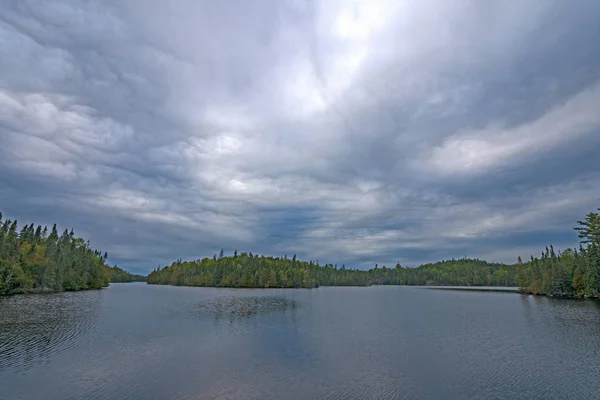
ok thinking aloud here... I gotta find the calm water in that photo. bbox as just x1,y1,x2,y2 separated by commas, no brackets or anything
1,284,600,400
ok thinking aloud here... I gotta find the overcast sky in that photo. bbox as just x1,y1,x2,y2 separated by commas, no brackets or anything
1,0,600,273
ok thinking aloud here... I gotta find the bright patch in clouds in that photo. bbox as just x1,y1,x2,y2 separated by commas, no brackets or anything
334,0,390,41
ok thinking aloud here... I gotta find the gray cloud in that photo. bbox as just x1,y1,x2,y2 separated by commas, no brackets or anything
1,0,600,273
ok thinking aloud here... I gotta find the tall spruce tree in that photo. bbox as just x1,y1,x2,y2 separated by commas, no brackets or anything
574,202,600,245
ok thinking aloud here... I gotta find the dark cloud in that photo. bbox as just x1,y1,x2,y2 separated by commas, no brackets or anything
1,0,599,273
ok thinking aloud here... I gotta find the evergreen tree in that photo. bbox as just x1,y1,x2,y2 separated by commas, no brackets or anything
574,203,600,245
0,212,136,295
34,225,42,242
514,204,600,298
516,256,528,292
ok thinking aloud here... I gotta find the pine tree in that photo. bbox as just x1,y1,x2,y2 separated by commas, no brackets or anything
574,203,600,246
583,246,599,297
516,256,528,291
20,225,29,242
49,224,58,241
34,225,42,242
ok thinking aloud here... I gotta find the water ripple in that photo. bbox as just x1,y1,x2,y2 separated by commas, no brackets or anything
0,291,100,374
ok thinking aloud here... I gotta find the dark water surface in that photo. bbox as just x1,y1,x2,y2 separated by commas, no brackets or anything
1,284,600,400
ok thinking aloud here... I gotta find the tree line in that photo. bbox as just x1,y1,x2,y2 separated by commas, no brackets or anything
148,202,600,295
5,201,598,296
368,259,515,286
516,202,600,298
0,212,140,295
147,248,516,289
105,265,146,283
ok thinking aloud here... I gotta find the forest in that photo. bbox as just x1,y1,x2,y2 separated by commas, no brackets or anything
147,251,320,288
105,265,146,283
148,203,600,296
515,203,600,298
4,202,599,297
0,212,139,295
368,259,515,286
147,249,516,289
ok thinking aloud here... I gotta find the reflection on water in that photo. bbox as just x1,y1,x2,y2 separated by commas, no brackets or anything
0,291,100,374
199,296,297,322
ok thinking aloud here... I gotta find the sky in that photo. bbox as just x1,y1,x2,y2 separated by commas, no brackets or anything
1,0,600,274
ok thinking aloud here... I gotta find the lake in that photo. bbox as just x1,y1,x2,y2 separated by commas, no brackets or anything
1,284,600,400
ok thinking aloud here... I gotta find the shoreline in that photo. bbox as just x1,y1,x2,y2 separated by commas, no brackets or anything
0,282,141,297
423,287,518,293
425,286,600,300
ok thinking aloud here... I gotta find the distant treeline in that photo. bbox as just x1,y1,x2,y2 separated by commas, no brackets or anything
6,201,599,297
148,202,600,296
516,202,600,298
105,265,146,283
147,248,516,289
0,212,141,295
369,258,515,286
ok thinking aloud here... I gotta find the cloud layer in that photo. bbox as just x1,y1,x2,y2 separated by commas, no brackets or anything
1,0,600,273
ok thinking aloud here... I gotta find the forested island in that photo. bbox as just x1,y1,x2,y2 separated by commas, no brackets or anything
147,249,516,289
0,212,142,295
148,203,600,299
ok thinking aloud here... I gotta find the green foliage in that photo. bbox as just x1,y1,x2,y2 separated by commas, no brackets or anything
105,265,146,283
572,268,585,296
148,252,516,289
515,244,600,298
0,212,114,295
516,202,600,298
574,204,600,246
9,201,599,295
368,258,515,286
147,253,320,288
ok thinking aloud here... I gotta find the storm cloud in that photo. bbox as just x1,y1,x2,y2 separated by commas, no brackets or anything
1,0,599,273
